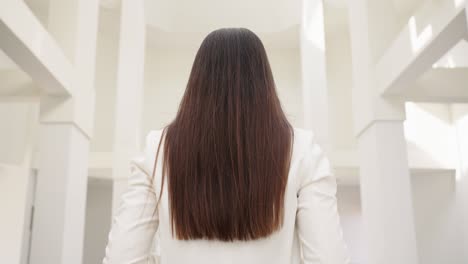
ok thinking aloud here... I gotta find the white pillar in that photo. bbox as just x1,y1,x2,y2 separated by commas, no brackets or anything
348,1,419,263
31,125,90,264
356,122,419,264
452,104,468,260
300,0,329,151
111,0,146,215
30,0,99,263
460,1,468,253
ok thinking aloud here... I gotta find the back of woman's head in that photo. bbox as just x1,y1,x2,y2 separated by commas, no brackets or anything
158,28,294,241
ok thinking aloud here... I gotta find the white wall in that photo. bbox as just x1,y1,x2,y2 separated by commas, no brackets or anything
411,172,466,264
325,26,356,150
90,9,120,153
269,48,303,128
404,102,458,169
83,179,113,264
0,101,38,164
142,47,194,135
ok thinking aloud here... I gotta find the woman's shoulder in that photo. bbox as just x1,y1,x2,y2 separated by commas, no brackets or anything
292,127,314,143
291,127,333,186
145,129,164,146
145,128,168,154
133,129,165,176
291,127,316,157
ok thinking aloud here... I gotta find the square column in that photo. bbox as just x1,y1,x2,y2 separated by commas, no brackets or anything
300,0,329,150
348,0,419,263
30,125,90,264
357,122,419,264
111,0,146,214
30,0,99,263
452,104,468,260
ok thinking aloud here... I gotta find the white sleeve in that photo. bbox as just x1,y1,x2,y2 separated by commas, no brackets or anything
103,132,160,264
295,135,350,264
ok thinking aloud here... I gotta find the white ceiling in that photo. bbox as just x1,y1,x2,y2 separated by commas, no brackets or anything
144,0,302,33
18,0,429,35
1,0,458,63
96,0,301,50
14,0,430,52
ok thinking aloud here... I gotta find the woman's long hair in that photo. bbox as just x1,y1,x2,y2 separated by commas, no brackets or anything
152,28,294,241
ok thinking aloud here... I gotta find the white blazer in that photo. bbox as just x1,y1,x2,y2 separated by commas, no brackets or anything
103,127,350,264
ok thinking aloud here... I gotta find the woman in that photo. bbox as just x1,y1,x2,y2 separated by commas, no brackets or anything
103,28,349,264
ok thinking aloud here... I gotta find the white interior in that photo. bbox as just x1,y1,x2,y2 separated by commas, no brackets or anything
1,0,468,263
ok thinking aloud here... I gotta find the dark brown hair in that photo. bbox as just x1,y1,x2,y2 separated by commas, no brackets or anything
152,28,294,241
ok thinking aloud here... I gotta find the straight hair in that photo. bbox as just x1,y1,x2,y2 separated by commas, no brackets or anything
152,28,294,241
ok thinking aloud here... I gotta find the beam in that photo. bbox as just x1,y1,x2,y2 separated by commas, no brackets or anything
396,68,468,102
375,0,468,95
0,0,73,95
